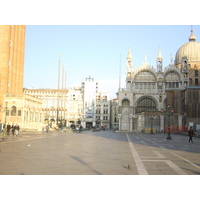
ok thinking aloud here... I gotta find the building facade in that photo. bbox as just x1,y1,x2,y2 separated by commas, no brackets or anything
24,88,68,128
3,93,42,130
24,76,110,129
117,29,200,132
110,98,119,129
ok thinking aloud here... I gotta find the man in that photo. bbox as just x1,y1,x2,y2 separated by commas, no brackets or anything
11,123,15,136
6,123,11,135
188,127,195,143
14,124,20,136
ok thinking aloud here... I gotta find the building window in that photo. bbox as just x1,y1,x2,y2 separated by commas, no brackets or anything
18,110,21,116
11,106,17,116
96,109,100,114
195,70,198,77
195,78,198,86
136,97,157,113
189,78,192,86
103,116,108,120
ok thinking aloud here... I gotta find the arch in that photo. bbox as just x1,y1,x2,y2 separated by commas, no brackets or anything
134,70,157,82
164,70,180,82
135,97,157,113
120,97,131,106
121,99,130,131
122,99,130,106
11,106,17,116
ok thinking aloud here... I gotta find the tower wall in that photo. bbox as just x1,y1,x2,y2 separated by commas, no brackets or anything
0,25,26,118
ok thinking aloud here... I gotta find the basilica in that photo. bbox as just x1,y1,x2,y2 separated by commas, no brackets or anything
117,28,200,132
1,26,200,132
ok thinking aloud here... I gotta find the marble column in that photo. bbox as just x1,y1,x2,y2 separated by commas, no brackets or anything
160,115,164,132
178,115,183,131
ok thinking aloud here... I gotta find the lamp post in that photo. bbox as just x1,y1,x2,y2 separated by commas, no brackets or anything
3,102,8,136
161,104,174,140
5,102,8,125
149,115,156,134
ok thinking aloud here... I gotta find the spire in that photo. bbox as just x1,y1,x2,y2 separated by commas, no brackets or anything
127,47,132,61
157,47,162,61
126,48,133,76
157,47,163,72
189,26,196,42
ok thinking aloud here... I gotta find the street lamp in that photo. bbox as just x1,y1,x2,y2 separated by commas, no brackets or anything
161,104,174,140
149,115,156,134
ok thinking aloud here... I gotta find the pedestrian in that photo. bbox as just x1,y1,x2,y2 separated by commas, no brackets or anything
14,124,20,136
46,124,49,133
188,126,195,143
0,120,2,133
79,125,82,132
11,123,15,136
6,123,11,135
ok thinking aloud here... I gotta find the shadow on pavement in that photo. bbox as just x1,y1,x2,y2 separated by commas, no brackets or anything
70,155,102,175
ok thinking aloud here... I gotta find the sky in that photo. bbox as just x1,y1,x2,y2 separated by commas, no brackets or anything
24,25,200,99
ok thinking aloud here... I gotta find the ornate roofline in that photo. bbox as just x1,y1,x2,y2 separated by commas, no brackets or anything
132,63,157,80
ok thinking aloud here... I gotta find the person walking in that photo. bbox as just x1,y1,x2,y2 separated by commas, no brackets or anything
11,123,15,136
188,126,195,143
14,124,20,136
0,120,2,133
46,124,49,133
6,123,11,135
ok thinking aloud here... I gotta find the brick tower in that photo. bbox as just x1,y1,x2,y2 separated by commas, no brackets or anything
0,25,26,119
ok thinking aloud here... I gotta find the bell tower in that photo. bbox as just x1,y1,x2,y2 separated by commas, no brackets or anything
0,25,26,116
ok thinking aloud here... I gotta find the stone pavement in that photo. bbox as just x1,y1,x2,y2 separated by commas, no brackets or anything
0,130,200,175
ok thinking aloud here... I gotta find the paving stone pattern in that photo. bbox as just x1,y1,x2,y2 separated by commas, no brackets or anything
0,130,200,175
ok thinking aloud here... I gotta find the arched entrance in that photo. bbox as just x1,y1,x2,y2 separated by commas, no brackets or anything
136,97,157,113
121,99,130,131
135,97,157,131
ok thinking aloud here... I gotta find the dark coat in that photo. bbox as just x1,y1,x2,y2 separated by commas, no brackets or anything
188,129,195,137
7,124,11,131
14,125,20,131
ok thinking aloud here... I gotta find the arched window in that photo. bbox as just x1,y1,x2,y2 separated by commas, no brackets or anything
136,97,157,113
11,106,17,116
195,70,198,77
122,99,130,106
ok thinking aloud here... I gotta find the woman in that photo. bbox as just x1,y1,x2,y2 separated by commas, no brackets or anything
14,124,20,136
188,127,195,143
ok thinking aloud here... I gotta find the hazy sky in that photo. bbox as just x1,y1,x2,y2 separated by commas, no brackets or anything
24,25,200,99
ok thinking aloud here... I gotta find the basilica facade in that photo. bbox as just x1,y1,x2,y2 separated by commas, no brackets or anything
118,29,200,132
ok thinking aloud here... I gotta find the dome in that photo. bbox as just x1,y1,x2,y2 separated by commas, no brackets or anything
175,29,200,65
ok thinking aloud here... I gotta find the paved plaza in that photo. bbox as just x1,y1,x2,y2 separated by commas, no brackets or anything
0,129,200,175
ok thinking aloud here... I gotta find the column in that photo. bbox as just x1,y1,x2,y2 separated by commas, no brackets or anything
118,114,122,130
160,115,164,132
129,114,133,132
178,115,183,131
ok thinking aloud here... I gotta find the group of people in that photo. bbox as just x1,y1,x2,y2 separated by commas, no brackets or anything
70,124,83,133
5,123,20,136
